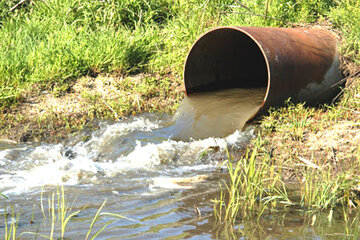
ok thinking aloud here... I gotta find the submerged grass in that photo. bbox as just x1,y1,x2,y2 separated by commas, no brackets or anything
2,185,134,240
4,205,18,240
213,145,291,223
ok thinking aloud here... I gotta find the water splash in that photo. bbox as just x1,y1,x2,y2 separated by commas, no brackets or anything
0,118,255,194
0,88,265,194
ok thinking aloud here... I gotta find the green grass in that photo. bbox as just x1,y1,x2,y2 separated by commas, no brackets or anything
1,0,359,108
2,185,135,240
0,0,179,106
0,0,360,234
4,205,18,240
328,0,360,64
213,143,292,223
215,73,360,222
0,0,359,143
214,127,359,225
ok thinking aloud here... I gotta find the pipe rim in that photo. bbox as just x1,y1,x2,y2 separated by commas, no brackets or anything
183,26,271,120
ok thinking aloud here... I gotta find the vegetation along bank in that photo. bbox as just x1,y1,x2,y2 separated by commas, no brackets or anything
0,0,360,230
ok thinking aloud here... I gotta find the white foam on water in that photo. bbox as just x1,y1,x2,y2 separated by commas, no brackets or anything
0,121,254,195
0,87,262,195
0,150,10,166
108,129,254,171
0,117,163,194
149,173,214,191
72,117,163,159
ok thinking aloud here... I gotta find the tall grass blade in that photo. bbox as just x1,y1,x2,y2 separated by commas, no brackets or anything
90,220,114,240
100,212,138,223
85,199,107,240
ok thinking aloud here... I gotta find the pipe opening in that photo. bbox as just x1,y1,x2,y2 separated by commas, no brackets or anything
184,28,269,95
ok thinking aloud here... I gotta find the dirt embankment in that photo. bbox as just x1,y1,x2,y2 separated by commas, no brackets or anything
0,73,184,144
252,58,360,182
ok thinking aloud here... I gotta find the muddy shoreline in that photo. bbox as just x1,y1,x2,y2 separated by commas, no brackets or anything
0,73,183,144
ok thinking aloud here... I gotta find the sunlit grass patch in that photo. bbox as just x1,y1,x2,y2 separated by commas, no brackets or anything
1,0,356,107
328,0,360,65
300,169,354,210
0,0,182,106
213,145,292,223
1,0,360,144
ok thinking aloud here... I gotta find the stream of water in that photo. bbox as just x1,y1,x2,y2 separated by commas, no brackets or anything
0,88,353,239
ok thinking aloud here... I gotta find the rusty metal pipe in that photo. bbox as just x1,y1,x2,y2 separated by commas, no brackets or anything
184,27,343,118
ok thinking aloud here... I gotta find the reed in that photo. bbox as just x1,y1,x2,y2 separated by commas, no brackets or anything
300,169,353,210
4,205,18,240
2,185,134,239
213,145,291,223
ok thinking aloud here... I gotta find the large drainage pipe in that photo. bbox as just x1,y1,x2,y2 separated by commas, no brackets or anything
184,27,343,119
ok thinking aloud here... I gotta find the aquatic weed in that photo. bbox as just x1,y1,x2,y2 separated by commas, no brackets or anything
213,146,290,223
1,185,136,239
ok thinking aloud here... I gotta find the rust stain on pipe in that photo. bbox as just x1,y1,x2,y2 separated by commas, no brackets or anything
184,27,343,119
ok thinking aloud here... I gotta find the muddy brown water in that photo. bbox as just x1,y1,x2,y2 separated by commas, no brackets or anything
0,88,354,239
170,88,265,140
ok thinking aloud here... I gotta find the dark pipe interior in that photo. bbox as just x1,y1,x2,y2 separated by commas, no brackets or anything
184,28,268,94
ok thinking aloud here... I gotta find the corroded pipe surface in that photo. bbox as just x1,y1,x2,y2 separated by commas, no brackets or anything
184,27,343,118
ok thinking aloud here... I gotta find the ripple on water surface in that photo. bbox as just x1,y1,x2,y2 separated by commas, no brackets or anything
0,88,268,239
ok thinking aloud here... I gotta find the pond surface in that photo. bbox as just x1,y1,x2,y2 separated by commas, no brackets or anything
0,88,355,239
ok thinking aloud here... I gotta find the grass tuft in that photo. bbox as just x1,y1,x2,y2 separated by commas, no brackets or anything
3,185,135,239
213,145,291,223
